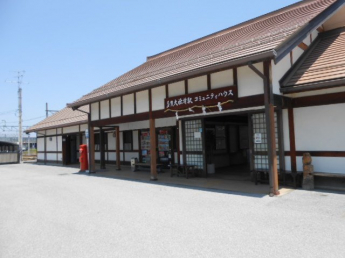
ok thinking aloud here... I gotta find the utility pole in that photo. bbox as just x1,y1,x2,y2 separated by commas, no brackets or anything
45,103,58,118
5,71,27,162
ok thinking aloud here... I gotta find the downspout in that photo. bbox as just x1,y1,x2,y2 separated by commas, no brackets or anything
248,61,280,196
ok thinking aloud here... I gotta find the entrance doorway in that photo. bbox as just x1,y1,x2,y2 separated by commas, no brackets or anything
204,114,251,180
62,134,80,165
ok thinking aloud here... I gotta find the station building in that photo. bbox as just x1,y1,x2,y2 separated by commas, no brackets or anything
26,0,345,195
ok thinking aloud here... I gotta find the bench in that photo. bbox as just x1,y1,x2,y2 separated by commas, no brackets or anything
133,162,164,173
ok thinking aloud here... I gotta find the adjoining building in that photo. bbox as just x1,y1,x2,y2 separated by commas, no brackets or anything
27,0,345,194
0,141,19,164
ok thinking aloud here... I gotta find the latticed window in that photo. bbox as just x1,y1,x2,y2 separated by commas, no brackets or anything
184,120,204,169
252,113,279,171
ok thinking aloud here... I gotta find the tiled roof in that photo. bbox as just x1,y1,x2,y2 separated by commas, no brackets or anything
25,106,88,133
69,0,338,108
281,27,345,92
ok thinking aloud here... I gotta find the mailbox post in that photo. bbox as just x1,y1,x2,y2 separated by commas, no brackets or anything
79,144,88,171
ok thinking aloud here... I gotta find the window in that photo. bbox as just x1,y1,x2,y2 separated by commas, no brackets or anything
123,131,132,151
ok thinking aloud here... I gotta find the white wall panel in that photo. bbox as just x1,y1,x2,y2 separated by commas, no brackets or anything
133,130,139,150
58,153,62,162
57,136,62,151
296,156,345,174
91,102,99,121
37,138,44,151
294,103,345,151
152,86,166,111
108,132,116,150
168,81,185,97
119,120,149,131
238,63,264,97
37,153,44,160
108,152,116,161
156,117,176,127
188,75,207,93
46,137,57,151
311,29,318,42
120,132,123,149
136,90,149,113
46,129,56,136
125,152,139,162
47,153,57,161
211,69,233,89
111,97,121,117
292,46,304,64
63,125,79,134
38,130,45,135
80,124,88,132
285,156,291,171
123,94,134,115
272,54,291,95
100,100,110,119
57,128,62,134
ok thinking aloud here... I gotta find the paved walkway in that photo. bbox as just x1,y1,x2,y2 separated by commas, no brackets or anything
1,163,345,258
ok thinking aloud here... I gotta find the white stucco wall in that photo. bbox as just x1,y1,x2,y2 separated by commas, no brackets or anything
124,152,139,162
188,75,207,93
237,63,264,97
287,86,345,98
91,102,99,121
80,124,88,132
37,153,44,160
46,136,57,151
272,54,291,95
47,153,57,161
63,125,79,134
136,90,149,113
108,132,116,150
119,120,149,131
100,100,110,119
156,117,176,128
111,97,121,117
211,69,233,89
168,81,185,97
294,103,345,174
123,94,134,116
37,138,44,151
46,129,56,136
57,136,62,151
292,45,304,64
152,86,166,111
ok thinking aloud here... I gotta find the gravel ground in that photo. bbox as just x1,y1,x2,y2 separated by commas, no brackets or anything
1,163,345,258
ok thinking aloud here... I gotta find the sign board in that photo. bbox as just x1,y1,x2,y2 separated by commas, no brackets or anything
164,85,237,110
254,133,262,143
85,129,89,139
194,132,201,139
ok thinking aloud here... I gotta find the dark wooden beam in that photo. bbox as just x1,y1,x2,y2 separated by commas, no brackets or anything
116,126,121,170
288,108,297,172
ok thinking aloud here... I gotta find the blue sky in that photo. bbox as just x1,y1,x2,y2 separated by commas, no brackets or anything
0,0,299,136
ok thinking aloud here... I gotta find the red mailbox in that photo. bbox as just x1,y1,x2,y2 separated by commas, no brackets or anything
79,144,88,171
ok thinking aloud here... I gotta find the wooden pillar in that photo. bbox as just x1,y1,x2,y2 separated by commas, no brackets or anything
116,127,121,170
100,127,106,169
150,118,157,180
288,107,297,172
248,61,279,196
89,126,96,172
263,61,279,196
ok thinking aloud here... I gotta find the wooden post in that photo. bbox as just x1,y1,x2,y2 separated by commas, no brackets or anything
100,127,106,169
248,61,279,196
288,107,297,172
150,118,157,180
116,126,121,170
89,126,96,172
